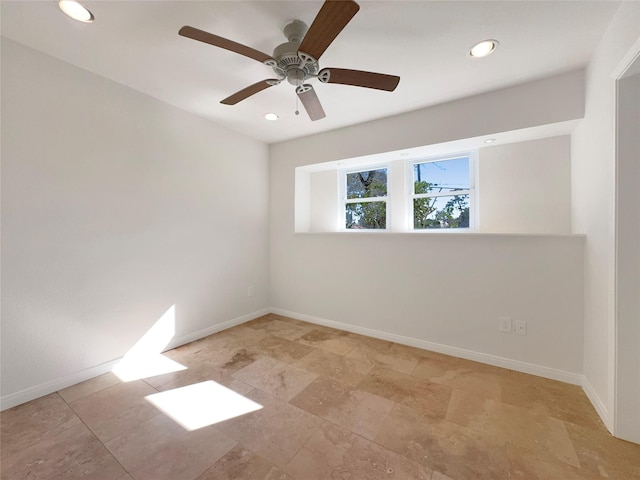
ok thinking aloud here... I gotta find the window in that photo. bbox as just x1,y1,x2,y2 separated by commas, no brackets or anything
343,168,388,229
411,156,472,229
296,150,477,233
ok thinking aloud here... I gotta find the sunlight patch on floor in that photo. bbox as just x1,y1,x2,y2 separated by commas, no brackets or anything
145,381,263,431
112,353,187,382
112,305,187,382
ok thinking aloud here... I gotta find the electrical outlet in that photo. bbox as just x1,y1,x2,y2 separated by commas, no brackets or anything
499,316,512,333
247,286,254,297
515,320,527,336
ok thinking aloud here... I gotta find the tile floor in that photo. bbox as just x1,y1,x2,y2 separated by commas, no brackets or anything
1,314,639,480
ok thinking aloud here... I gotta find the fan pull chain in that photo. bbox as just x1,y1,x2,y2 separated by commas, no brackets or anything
295,95,299,116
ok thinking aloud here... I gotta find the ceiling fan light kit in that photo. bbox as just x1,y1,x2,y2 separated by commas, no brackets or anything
178,0,400,121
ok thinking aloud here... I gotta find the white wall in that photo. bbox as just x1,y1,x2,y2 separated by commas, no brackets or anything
614,69,640,442
478,136,571,234
271,72,586,381
310,170,338,232
273,69,584,168
271,233,584,378
0,40,270,407
571,1,640,432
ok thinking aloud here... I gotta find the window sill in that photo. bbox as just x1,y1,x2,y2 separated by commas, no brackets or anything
296,230,585,239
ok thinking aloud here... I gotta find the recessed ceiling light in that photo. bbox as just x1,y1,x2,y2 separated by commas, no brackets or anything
59,0,94,23
484,138,496,144
264,113,279,121
469,39,499,58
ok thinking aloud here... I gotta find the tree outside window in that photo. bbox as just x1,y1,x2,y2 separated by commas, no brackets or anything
412,157,471,229
344,168,387,229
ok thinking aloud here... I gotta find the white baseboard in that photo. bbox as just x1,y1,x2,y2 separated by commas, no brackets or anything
273,308,617,431
0,358,123,413
0,308,270,411
164,308,270,351
2,305,606,425
582,375,612,431
270,308,584,385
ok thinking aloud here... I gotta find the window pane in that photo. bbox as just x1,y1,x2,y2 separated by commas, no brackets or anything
413,157,469,195
414,194,470,229
346,169,387,199
346,202,386,229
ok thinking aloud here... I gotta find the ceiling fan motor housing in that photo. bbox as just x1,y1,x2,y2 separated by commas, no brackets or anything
272,20,319,85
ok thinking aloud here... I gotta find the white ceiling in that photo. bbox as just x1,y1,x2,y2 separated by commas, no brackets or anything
1,1,620,144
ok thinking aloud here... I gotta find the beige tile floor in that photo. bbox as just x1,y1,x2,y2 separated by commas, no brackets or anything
2,314,639,480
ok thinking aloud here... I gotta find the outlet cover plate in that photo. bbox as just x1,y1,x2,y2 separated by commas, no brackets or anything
515,320,527,335
499,316,512,333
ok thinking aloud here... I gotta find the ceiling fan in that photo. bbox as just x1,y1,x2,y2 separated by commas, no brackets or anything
178,0,400,121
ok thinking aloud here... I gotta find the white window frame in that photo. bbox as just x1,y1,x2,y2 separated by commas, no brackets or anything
407,152,476,231
339,165,390,231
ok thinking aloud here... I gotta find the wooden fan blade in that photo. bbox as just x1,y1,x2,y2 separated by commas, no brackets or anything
179,26,274,64
298,0,360,61
221,80,277,105
297,86,326,121
320,68,400,91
